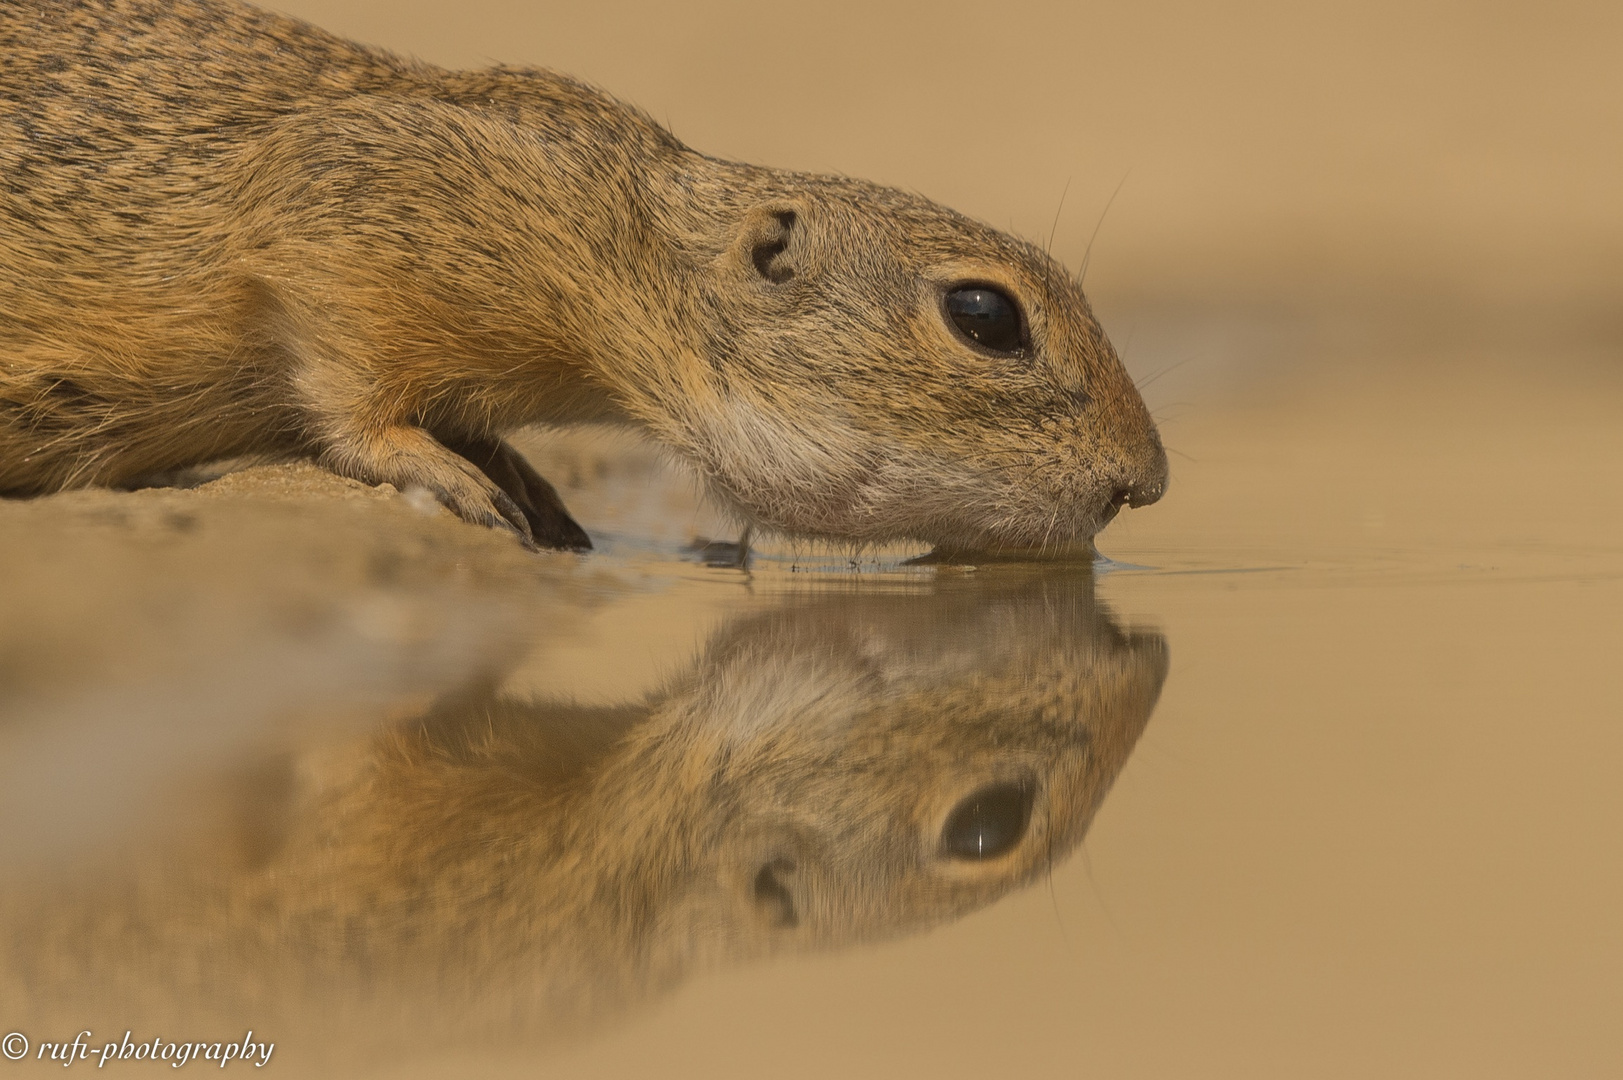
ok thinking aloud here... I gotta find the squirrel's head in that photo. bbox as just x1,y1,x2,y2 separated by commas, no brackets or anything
658,170,1168,554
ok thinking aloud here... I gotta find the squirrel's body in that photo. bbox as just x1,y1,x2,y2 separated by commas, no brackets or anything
2,0,1166,551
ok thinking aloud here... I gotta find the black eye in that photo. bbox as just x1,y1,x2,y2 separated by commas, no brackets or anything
943,286,1026,355
941,782,1034,860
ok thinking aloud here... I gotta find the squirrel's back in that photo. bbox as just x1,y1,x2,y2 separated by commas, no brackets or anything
0,2,406,486
0,0,676,494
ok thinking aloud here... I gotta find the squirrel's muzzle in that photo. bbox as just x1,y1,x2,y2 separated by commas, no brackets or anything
1109,437,1170,511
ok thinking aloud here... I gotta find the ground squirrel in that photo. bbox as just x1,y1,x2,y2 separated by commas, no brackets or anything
0,0,1168,551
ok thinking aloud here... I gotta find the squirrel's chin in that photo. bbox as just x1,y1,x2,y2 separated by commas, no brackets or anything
903,539,1101,566
707,467,1120,556
909,502,1122,560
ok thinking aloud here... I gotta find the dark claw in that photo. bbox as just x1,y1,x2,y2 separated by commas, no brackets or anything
488,487,541,552
506,454,592,551
442,434,593,552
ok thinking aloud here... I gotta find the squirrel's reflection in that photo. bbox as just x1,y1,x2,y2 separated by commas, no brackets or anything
11,574,1167,1056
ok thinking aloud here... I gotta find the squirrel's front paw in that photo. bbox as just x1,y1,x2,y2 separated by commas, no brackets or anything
319,425,542,550
426,472,541,551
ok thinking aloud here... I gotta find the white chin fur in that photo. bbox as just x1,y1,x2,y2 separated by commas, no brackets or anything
686,399,1107,551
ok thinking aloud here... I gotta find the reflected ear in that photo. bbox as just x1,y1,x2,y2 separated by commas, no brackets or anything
736,204,800,284
731,823,817,932
752,856,800,928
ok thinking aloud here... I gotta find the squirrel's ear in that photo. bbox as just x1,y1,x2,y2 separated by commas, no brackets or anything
734,204,801,285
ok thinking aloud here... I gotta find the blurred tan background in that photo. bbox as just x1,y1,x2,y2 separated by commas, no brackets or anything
274,0,1621,344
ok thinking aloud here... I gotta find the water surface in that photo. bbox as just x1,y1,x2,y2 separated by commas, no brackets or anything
1,329,1619,1078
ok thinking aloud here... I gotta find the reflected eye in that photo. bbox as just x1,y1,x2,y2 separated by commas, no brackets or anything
943,285,1026,355
941,782,1034,860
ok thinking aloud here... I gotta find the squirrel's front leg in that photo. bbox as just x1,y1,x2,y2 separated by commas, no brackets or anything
228,105,599,551
291,354,590,550
273,308,577,550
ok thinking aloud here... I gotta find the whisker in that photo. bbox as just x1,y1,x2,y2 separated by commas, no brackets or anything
1078,170,1131,287
1047,179,1070,261
1134,356,1198,393
1043,177,1072,298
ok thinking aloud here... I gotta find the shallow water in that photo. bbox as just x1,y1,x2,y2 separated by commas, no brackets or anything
0,326,1619,1078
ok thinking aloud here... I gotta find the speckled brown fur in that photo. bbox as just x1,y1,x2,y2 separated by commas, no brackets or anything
1,0,1167,551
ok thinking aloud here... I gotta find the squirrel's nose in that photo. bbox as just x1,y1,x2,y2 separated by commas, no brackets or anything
1111,477,1165,509
1109,443,1169,509
1110,484,1156,510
